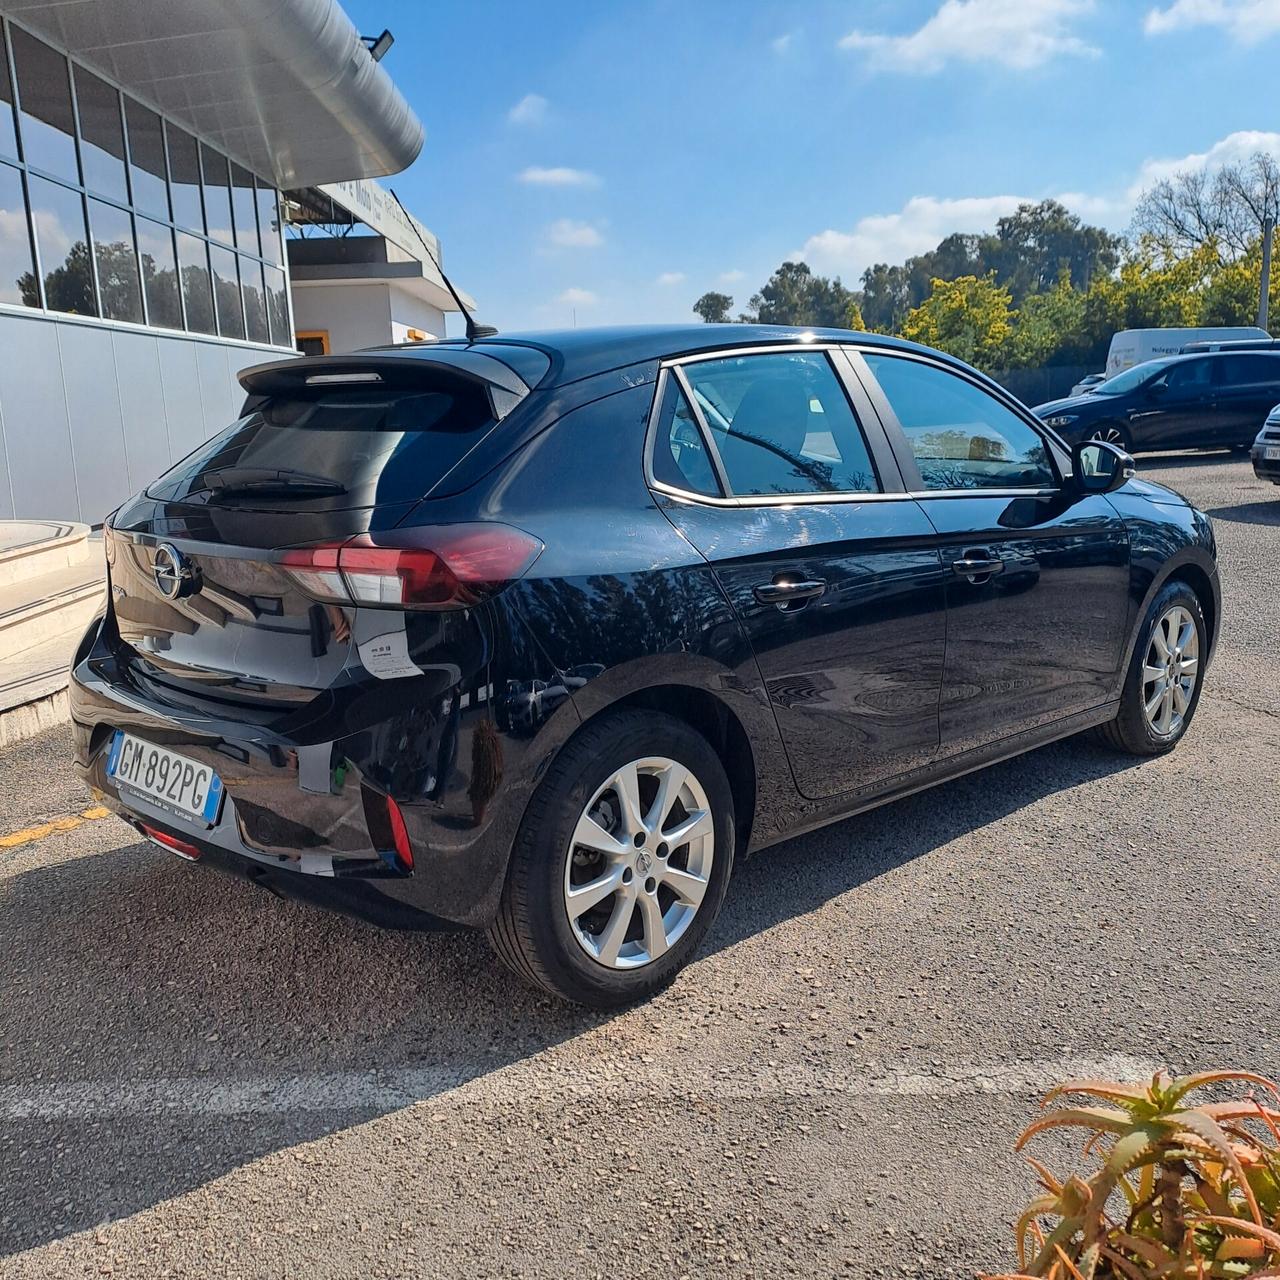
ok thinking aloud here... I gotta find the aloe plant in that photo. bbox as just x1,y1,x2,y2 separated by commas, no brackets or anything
987,1069,1280,1279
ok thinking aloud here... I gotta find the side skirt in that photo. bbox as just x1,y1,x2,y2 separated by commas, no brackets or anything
749,700,1120,854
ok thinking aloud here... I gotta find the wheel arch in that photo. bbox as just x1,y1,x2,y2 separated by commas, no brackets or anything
1120,547,1220,674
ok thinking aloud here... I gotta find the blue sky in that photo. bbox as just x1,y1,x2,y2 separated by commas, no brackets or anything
342,0,1280,334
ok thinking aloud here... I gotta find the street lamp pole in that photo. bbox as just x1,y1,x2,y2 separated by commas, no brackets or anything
1260,216,1275,332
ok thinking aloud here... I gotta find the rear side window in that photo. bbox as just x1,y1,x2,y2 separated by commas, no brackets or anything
146,384,496,507
864,353,1055,492
680,352,880,497
1219,354,1280,385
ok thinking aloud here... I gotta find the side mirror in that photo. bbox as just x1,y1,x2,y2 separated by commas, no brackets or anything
1072,439,1135,495
1075,442,1136,496
1147,379,1168,397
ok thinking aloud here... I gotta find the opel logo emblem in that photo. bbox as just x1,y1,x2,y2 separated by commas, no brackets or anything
635,849,653,876
153,543,193,600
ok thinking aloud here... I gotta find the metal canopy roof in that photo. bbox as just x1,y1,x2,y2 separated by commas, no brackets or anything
0,0,425,187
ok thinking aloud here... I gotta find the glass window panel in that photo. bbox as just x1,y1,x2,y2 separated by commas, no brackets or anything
0,24,17,160
209,242,243,338
264,264,289,344
0,161,37,306
89,198,141,323
176,230,214,333
137,217,181,329
230,163,259,255
123,97,168,219
682,352,881,496
167,126,203,232
28,175,94,314
256,182,281,265
200,143,233,246
864,353,1056,491
650,378,720,496
10,28,78,181
73,66,127,201
241,257,268,343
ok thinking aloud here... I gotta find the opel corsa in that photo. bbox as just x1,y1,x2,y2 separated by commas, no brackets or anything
70,326,1220,1007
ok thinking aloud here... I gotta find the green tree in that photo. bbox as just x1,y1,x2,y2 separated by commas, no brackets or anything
745,260,861,327
983,199,1122,301
1006,272,1088,368
692,291,733,324
901,274,1014,371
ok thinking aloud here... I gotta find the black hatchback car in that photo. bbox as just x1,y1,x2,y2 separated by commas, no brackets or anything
1034,349,1280,453
70,326,1220,1007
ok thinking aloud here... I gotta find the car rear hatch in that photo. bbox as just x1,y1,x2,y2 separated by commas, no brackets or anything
104,349,543,719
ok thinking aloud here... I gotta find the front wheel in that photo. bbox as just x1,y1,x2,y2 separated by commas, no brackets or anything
1094,579,1206,756
487,710,734,1008
1088,422,1132,453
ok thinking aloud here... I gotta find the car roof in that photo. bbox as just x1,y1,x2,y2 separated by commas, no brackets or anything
362,324,954,386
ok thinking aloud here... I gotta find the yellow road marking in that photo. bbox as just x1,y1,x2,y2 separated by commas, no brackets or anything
0,805,112,850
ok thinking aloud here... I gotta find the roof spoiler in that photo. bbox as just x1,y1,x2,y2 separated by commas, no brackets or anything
238,351,534,420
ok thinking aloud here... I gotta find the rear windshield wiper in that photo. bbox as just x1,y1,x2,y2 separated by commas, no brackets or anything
200,468,348,501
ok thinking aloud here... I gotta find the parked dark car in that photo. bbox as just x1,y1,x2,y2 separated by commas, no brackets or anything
70,325,1220,1007
1252,403,1280,484
1034,350,1280,453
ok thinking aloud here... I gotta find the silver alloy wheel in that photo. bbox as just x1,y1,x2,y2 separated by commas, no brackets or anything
1142,605,1200,737
1090,425,1125,446
563,756,714,970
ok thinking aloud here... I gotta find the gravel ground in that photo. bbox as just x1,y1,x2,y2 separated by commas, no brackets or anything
1,453,1278,1279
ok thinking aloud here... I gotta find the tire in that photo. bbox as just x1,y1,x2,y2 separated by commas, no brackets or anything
487,710,735,1008
1088,422,1132,453
1093,579,1207,756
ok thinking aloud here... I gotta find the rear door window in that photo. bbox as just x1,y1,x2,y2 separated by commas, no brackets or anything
147,383,497,508
1219,353,1280,386
680,351,880,497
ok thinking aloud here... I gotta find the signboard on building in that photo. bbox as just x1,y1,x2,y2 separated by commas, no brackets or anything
318,178,441,266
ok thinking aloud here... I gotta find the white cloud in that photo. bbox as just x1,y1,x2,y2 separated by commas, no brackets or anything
839,0,1098,73
771,32,794,53
507,93,549,125
1145,0,1280,41
794,129,1280,280
719,268,745,283
545,218,604,249
656,271,685,286
518,166,601,188
558,287,598,306
1124,129,1280,196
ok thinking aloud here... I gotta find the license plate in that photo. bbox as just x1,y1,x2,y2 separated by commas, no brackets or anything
1265,445,1280,460
107,731,224,826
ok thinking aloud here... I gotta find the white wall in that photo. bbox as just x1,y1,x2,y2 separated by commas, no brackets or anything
0,308,292,524
290,281,447,352
290,284,392,355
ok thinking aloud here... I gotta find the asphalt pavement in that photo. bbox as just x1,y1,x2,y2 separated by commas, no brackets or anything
1,452,1277,1279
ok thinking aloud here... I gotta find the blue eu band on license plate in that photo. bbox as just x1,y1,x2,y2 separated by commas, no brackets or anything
107,730,224,825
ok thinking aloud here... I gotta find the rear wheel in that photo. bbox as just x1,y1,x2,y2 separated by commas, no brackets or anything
487,710,734,1008
1094,579,1206,756
1089,422,1132,452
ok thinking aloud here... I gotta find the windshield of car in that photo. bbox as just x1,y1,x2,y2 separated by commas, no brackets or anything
1092,360,1172,395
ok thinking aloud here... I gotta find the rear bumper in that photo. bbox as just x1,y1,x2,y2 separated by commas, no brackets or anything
69,603,582,929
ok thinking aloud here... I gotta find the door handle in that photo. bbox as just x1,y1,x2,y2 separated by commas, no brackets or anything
952,554,1005,584
753,577,827,608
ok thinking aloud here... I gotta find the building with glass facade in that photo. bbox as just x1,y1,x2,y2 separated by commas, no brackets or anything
0,0,425,523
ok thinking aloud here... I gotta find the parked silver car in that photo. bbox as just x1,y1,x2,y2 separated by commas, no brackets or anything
1251,404,1280,484
1070,372,1107,396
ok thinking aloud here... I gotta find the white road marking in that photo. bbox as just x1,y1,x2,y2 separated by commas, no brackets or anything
0,1054,1162,1121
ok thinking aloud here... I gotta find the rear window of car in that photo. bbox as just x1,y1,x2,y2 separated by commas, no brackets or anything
146,382,497,508
1219,353,1280,385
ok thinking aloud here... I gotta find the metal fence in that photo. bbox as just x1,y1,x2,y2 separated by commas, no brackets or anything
988,365,1096,407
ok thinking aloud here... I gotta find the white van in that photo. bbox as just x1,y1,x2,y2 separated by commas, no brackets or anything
1104,326,1271,377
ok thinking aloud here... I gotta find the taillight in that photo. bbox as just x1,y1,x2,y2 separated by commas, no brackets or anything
386,794,413,872
279,523,543,610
